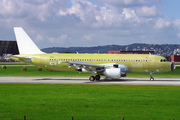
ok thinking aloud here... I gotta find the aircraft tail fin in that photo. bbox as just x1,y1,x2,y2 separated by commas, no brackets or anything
14,27,44,54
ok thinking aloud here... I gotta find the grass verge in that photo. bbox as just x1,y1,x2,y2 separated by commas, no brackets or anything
0,84,180,120
0,66,180,77
0,66,91,77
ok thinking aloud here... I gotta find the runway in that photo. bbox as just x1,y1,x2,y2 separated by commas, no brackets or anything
0,77,180,85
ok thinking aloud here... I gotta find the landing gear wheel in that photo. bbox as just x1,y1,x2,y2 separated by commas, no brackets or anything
150,72,154,81
150,77,154,81
89,76,95,81
95,75,101,81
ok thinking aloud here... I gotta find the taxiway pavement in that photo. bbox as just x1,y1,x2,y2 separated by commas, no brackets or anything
0,77,180,85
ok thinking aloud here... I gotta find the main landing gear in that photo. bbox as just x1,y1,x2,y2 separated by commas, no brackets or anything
150,72,154,81
89,75,101,81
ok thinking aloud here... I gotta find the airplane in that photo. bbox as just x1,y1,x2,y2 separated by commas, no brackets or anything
11,27,176,81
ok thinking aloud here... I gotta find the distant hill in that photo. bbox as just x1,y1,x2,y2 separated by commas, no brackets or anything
41,43,180,55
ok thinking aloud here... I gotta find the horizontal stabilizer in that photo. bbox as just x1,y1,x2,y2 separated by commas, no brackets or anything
11,55,32,62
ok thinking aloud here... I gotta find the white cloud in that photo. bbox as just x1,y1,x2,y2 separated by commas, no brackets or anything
122,8,137,20
58,0,115,27
35,34,43,42
49,34,68,44
82,34,94,41
154,18,171,29
0,0,66,21
0,0,25,18
0,0,180,47
177,32,180,37
173,19,180,29
136,6,161,18
98,0,150,7
59,34,68,41
49,37,56,43
58,0,96,22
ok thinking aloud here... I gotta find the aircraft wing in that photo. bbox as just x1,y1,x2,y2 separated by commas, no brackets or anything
61,61,105,72
60,61,127,73
68,61,105,68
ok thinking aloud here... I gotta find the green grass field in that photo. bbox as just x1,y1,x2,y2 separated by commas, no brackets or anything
0,84,180,120
0,66,92,77
0,65,180,78
0,63,180,120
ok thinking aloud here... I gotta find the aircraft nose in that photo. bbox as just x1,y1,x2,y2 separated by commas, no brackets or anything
171,62,176,72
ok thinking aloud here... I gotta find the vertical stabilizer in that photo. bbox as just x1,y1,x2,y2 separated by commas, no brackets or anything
14,27,44,54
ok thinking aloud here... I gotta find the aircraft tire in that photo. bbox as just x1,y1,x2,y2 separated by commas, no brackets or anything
89,76,95,81
95,75,100,80
150,77,154,81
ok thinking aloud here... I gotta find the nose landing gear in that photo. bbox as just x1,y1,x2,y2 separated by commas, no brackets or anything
150,77,154,81
150,72,154,81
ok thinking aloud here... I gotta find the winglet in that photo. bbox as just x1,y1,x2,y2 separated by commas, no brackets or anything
14,27,44,54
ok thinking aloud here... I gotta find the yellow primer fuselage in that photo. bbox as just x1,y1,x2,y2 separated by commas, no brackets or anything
12,53,172,73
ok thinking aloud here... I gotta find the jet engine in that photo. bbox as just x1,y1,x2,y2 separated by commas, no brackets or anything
103,68,121,78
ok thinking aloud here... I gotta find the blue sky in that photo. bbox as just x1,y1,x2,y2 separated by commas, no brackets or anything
0,0,180,48
157,0,180,19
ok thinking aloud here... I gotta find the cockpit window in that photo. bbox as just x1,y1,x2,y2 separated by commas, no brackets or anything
160,59,166,62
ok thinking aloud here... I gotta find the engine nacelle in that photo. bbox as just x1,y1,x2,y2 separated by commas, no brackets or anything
103,68,121,78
